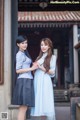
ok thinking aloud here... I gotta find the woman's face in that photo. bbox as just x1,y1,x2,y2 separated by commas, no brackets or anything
40,41,50,53
17,40,28,51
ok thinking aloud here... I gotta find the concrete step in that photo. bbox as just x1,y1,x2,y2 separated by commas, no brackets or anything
54,89,69,102
55,106,70,120
8,103,70,120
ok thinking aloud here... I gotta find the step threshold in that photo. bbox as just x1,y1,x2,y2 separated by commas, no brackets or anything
8,102,70,110
55,102,70,106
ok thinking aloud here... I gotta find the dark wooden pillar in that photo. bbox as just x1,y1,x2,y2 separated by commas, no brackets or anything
69,28,74,83
60,36,65,87
78,50,80,83
57,46,61,88
0,0,4,84
11,0,18,98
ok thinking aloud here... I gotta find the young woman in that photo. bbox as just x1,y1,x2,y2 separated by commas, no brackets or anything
31,38,56,120
12,35,37,120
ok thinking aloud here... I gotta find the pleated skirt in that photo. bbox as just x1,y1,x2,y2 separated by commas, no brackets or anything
12,78,35,107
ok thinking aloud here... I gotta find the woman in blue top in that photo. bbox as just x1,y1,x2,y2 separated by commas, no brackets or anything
12,35,36,120
31,38,56,120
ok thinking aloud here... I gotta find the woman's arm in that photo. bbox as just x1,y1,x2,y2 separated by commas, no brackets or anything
47,69,54,75
38,55,56,76
35,62,46,72
16,53,38,74
38,65,54,75
16,66,37,74
49,55,57,77
38,65,46,72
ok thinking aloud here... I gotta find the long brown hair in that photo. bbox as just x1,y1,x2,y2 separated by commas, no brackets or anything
36,38,53,72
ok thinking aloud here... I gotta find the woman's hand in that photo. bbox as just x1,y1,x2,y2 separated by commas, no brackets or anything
33,62,42,69
37,63,41,69
31,62,38,70
37,63,46,72
33,62,38,66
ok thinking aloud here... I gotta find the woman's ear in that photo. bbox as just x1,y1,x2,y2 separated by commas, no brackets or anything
17,43,19,47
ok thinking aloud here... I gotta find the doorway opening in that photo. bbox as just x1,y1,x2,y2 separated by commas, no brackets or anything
11,0,75,102
18,26,70,89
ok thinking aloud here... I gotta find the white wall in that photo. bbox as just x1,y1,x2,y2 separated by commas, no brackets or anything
0,0,11,114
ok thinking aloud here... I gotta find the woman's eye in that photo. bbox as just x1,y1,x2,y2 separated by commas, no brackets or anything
22,42,27,44
24,41,28,44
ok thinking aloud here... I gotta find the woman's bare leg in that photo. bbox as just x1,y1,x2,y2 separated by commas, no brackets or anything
18,106,27,120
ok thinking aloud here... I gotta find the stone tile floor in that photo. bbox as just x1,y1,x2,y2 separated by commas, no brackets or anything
27,106,70,120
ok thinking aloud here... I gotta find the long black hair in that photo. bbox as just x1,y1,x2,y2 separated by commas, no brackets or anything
14,35,32,82
16,35,31,58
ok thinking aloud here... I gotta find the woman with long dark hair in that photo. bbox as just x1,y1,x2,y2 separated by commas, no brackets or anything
31,38,56,120
12,35,37,120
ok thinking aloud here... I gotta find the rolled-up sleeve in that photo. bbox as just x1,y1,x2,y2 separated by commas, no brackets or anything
49,55,57,78
16,54,24,70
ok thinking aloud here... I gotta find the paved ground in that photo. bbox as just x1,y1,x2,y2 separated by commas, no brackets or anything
27,106,70,120
55,106,70,120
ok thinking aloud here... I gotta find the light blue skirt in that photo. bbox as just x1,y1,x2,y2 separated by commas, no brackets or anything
31,70,56,120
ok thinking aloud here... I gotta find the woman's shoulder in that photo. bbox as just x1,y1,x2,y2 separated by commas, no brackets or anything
50,55,57,66
16,51,25,59
50,55,57,63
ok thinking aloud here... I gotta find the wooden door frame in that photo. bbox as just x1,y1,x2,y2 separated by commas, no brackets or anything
0,0,4,84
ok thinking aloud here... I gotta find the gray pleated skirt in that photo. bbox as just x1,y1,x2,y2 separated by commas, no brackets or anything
12,78,35,107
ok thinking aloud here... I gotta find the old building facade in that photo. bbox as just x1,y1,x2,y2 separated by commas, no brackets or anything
0,0,80,119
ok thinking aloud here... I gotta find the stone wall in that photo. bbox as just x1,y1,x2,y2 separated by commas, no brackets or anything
0,0,11,119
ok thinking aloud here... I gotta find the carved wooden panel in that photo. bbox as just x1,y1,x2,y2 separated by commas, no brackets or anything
0,0,4,84
71,97,80,120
